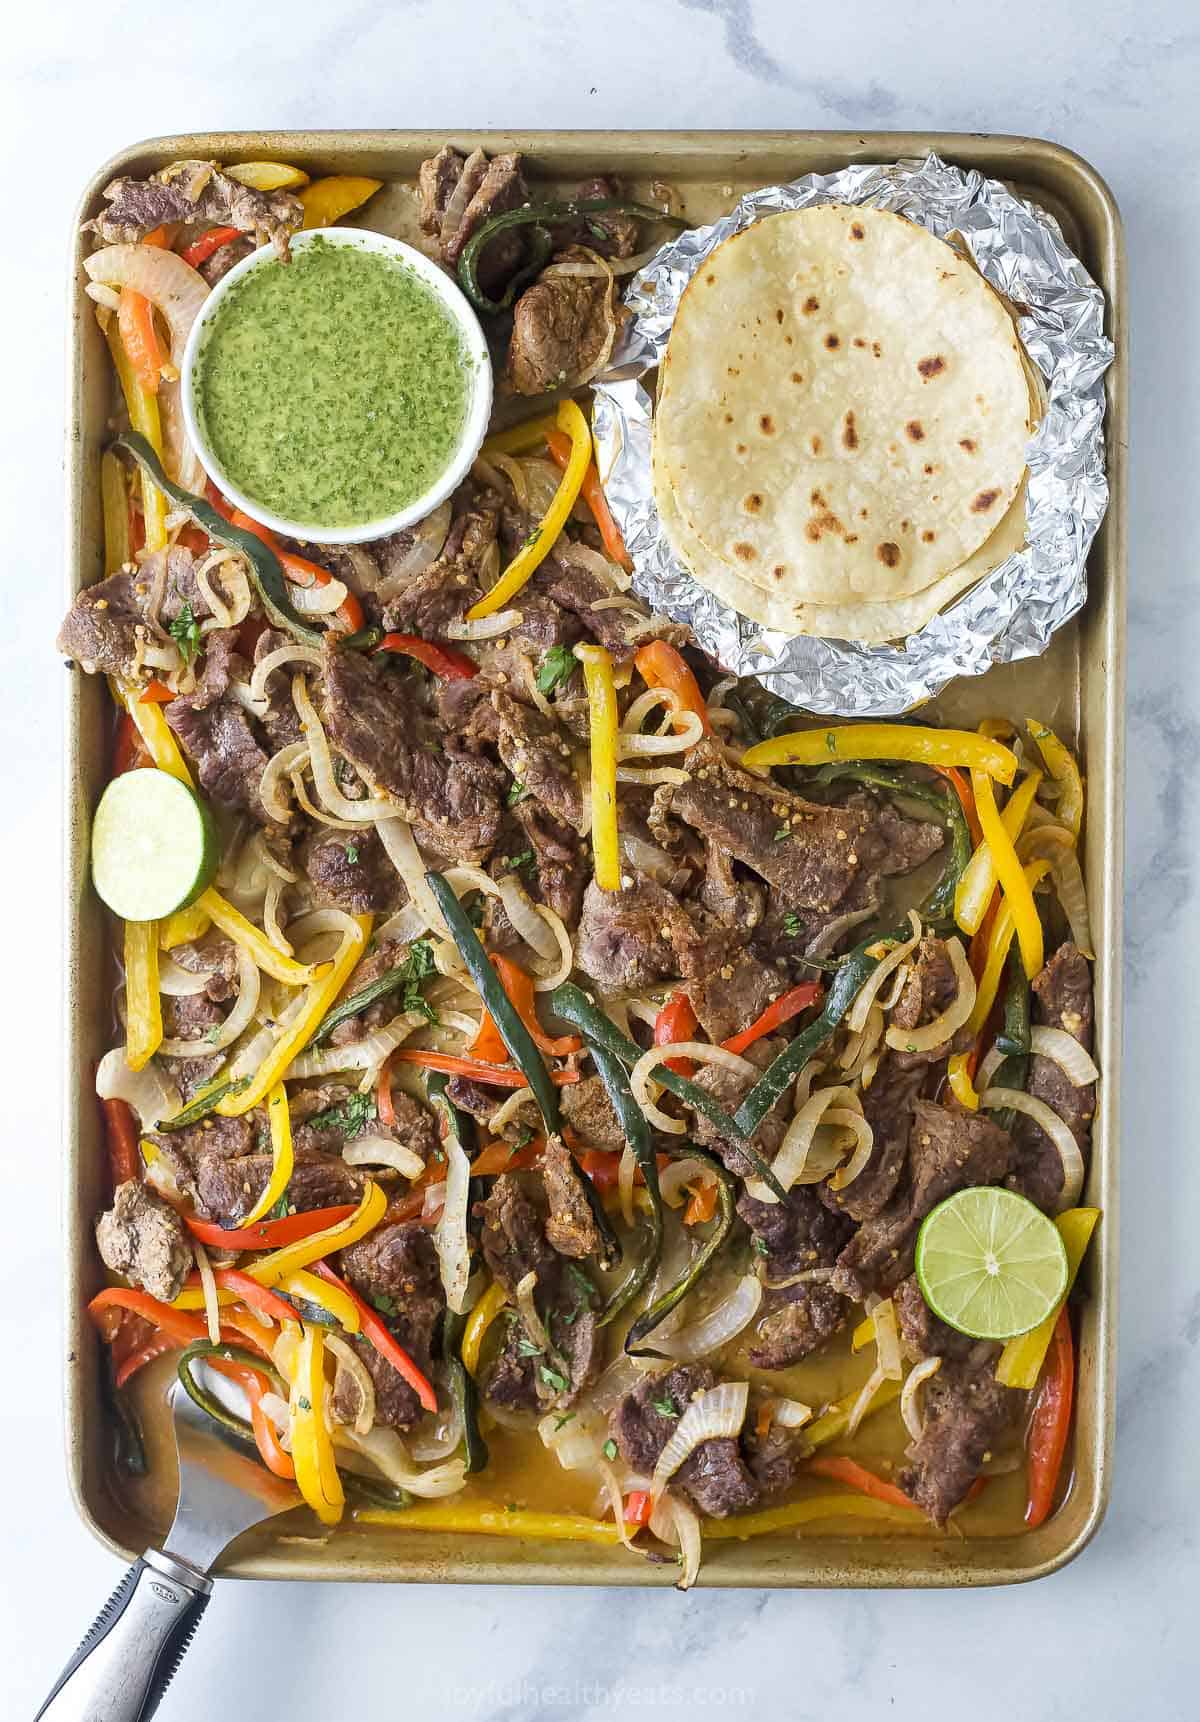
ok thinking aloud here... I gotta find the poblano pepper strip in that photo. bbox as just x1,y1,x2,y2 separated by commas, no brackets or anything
808,762,970,924
428,875,620,1265
112,431,322,645
624,1146,736,1356
176,1341,285,1445
457,199,685,314
587,1041,663,1328
992,945,1032,1132
156,1076,251,1133
442,1307,489,1475
548,983,787,1202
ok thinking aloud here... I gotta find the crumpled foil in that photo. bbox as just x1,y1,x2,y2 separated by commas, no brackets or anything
592,153,1113,717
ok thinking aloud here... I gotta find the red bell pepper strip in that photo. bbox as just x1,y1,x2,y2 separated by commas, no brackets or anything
138,678,175,704
236,614,269,660
934,765,983,848
722,982,824,1057
468,955,582,1061
87,1288,272,1357
184,1205,357,1252
313,1261,438,1413
633,639,713,734
1025,1306,1075,1528
112,712,149,776
544,428,632,572
654,991,698,1076
385,1048,582,1088
468,1136,545,1177
374,632,479,680
118,287,167,396
806,1456,921,1511
228,505,366,635
180,226,241,269
623,1490,653,1528
142,226,174,249
101,1097,142,1187
176,523,211,556
114,1332,177,1390
204,1268,298,1326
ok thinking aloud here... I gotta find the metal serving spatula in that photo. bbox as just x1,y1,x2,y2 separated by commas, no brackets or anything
36,1377,298,1721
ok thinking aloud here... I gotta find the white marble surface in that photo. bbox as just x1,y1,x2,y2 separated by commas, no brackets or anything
2,2,1197,1716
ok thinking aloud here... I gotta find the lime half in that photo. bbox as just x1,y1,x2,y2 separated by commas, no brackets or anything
92,768,216,922
914,1187,1068,1341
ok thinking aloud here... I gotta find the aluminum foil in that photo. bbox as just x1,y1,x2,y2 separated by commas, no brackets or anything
592,153,1113,717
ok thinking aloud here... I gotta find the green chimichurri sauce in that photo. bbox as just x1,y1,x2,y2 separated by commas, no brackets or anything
193,237,471,529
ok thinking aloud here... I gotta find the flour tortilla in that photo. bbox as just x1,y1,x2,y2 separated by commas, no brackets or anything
653,204,1033,606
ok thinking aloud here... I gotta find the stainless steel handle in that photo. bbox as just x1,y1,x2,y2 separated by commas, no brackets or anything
34,1550,211,1722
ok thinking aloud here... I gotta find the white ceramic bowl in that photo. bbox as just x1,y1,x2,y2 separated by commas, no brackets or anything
180,227,493,545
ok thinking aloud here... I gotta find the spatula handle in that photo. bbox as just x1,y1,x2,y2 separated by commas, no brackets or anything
34,1551,210,1722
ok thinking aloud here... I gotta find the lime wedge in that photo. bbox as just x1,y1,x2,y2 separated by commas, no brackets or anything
92,768,216,922
914,1187,1068,1341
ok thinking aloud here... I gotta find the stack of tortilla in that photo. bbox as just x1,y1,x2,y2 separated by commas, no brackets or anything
652,204,1041,643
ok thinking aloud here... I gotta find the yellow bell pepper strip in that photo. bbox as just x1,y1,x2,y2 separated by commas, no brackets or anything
289,1324,345,1525
355,1502,626,1545
240,1083,295,1226
954,768,1044,934
125,693,192,785
197,886,329,987
996,1207,1100,1389
101,450,132,575
461,1281,508,1376
216,914,370,1116
159,902,212,949
102,315,168,552
850,1315,874,1352
967,859,1052,1036
802,1377,903,1450
701,1493,918,1539
467,399,592,619
946,1050,981,1111
124,918,163,1071
576,642,621,890
971,771,1045,978
480,412,559,458
741,723,1019,785
280,1268,361,1334
244,1178,386,1288
225,160,310,191
298,175,383,230
1026,720,1084,839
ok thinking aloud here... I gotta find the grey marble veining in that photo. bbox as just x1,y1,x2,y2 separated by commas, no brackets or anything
3,2,1198,1716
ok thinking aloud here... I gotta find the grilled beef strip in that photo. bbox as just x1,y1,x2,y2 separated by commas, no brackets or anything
334,1221,445,1430
898,1354,1019,1525
300,825,401,914
95,1181,193,1303
737,1186,854,1368
506,251,616,396
609,1364,759,1518
86,160,302,256
1007,942,1096,1212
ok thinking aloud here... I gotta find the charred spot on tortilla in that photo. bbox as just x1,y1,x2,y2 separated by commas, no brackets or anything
736,442,747,455
810,435,822,454
922,529,936,543
705,272,716,284
733,541,758,562
775,308,785,324
906,420,925,441
791,372,803,384
825,333,841,350
918,354,946,379
843,412,859,450
759,414,776,435
803,295,820,314
772,565,787,579
877,541,901,567
972,488,1001,513
851,222,866,240
743,493,764,514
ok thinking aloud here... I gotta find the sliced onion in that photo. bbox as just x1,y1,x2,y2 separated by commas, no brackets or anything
160,943,260,1058
519,650,558,719
884,937,975,1054
632,1042,757,1138
976,1044,1007,1090
422,1181,447,1223
846,1364,886,1437
262,877,292,958
649,1494,703,1591
617,1142,637,1228
482,450,529,509
376,817,447,930
515,1270,551,1353
85,281,122,311
807,887,884,961
747,1083,862,1200
487,1086,537,1134
838,1004,884,1076
293,674,392,823
616,765,688,787
870,1297,903,1381
434,1103,471,1314
530,905,575,992
287,1009,425,1081
373,900,431,949
291,768,362,832
248,644,323,711
374,501,452,603
557,537,632,595
771,1397,813,1429
288,576,348,615
342,1136,425,1180
658,1157,711,1209
409,1399,464,1462
259,740,308,823
538,1412,600,1473
650,1379,748,1508
333,1424,467,1498
1019,825,1095,957
656,1274,762,1362
619,710,704,757
599,1458,643,1554
825,1109,876,1190
494,873,559,961
900,1355,942,1442
442,609,520,641
978,1087,1085,1210
194,551,250,630
762,1266,834,1290
326,1333,376,1435
1029,1025,1099,1085
191,1239,222,1346
96,1046,183,1131
257,1390,291,1443
157,955,212,997
588,1354,648,1417
846,911,922,1033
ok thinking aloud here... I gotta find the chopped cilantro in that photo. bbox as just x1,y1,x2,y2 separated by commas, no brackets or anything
782,911,802,938
566,1263,597,1308
516,1336,543,1358
752,1234,770,1257
507,1125,534,1158
297,1395,312,1413
502,849,535,874
303,1090,376,1140
168,601,202,667
369,1292,398,1318
345,844,359,865
773,825,791,842
651,1393,679,1419
400,937,438,1023
266,1193,290,1222
522,525,544,553
825,731,838,754
603,1438,618,1461
554,1411,576,1431
535,643,577,697
539,1364,570,1394
506,779,528,807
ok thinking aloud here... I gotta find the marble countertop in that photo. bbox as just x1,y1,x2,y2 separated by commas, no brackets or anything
3,2,1196,1716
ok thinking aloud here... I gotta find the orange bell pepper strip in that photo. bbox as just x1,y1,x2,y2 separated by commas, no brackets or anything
469,1136,545,1176
101,1097,142,1188
721,981,824,1057
313,1261,437,1413
180,225,241,268
806,1456,921,1511
468,955,582,1061
633,639,713,734
623,1489,653,1528
384,1048,583,1089
184,1204,357,1252
933,765,983,847
683,1179,718,1226
138,679,175,704
228,505,365,634
205,1353,296,1480
654,991,698,1076
374,633,478,680
544,428,632,571
1024,1307,1074,1528
118,286,168,396
210,1269,299,1327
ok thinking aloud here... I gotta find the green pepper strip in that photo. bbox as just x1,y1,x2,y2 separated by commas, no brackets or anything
112,432,322,645
548,983,788,1201
457,199,685,314
345,1474,414,1509
312,963,412,1046
991,945,1031,1131
442,1307,489,1475
587,1041,663,1329
808,762,970,924
102,1354,147,1477
156,1076,251,1133
176,1341,286,1445
338,625,384,652
427,873,620,1265
625,1146,736,1356
733,928,905,1139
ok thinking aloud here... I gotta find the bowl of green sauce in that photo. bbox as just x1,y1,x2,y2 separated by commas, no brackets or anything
181,228,493,543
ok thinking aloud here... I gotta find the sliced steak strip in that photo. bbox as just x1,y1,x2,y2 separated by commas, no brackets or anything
887,935,971,1070
194,1150,367,1227
559,1076,624,1151
300,826,399,914
821,1056,926,1223
506,256,614,396
491,690,584,831
894,1273,976,1362
687,948,781,1046
899,1355,1018,1524
335,1221,444,1430
87,161,302,256
57,572,146,678
95,1180,193,1303
576,873,744,996
1008,943,1095,1213
609,1365,759,1518
540,1134,602,1259
167,695,275,825
737,1186,853,1368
